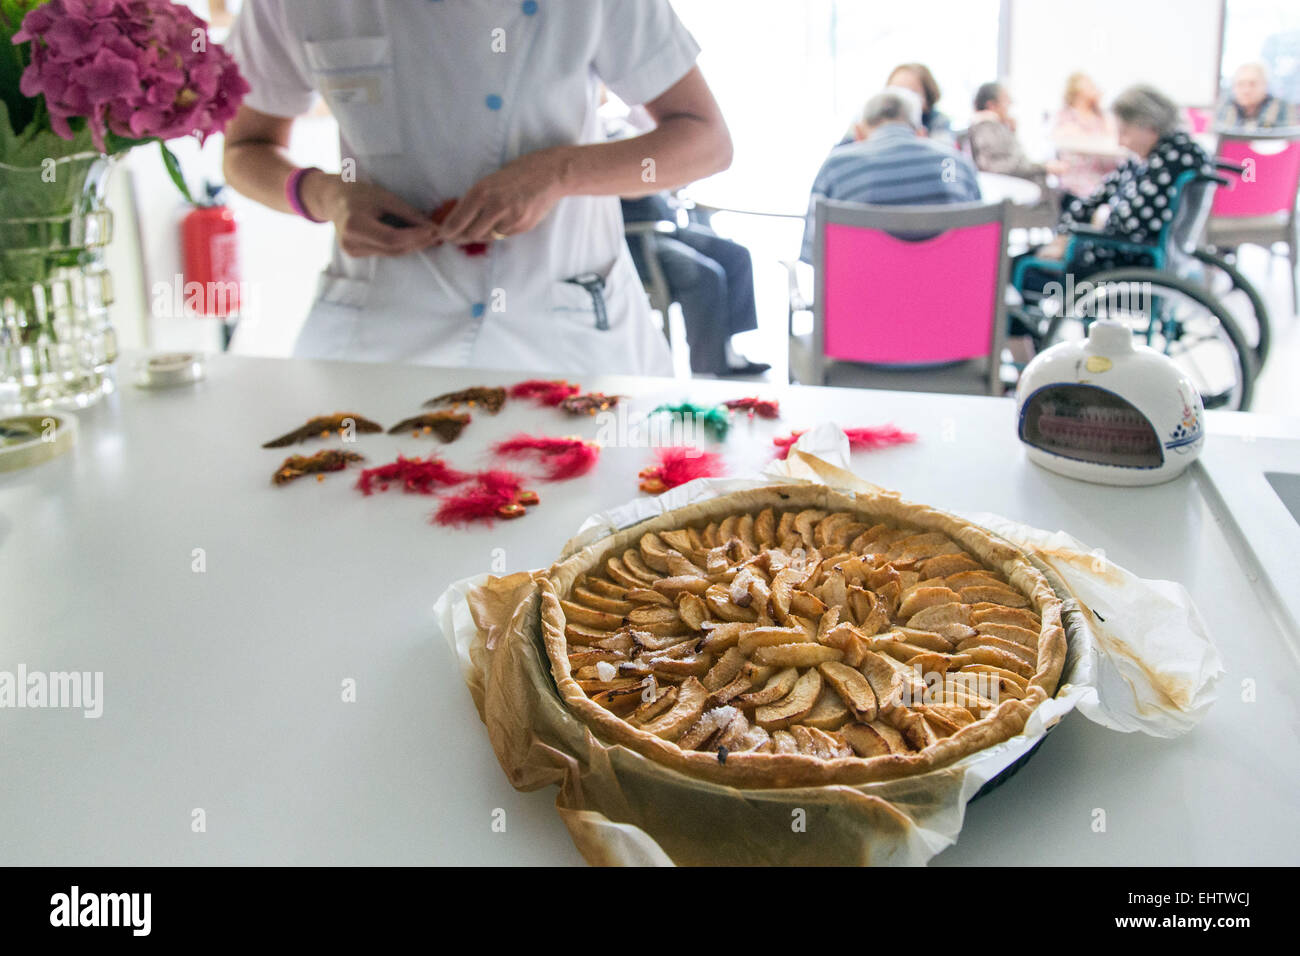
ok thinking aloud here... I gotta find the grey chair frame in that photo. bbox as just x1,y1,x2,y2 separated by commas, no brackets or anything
623,219,678,344
798,198,1013,395
1206,128,1300,313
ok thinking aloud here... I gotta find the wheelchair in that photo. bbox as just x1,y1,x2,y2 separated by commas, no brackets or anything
1007,162,1271,411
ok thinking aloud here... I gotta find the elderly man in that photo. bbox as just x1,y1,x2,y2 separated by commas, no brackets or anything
1217,63,1298,130
800,88,981,261
968,82,1068,182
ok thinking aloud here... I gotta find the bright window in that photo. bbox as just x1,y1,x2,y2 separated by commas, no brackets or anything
1221,0,1300,103
672,0,1000,213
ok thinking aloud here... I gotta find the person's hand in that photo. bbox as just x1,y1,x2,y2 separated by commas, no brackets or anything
1040,234,1069,260
1045,159,1070,177
437,147,570,244
299,172,437,257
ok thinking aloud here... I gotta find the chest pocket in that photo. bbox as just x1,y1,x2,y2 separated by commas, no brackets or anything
303,36,403,156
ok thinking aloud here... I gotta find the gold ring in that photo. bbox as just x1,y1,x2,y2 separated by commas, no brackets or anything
490,230,509,241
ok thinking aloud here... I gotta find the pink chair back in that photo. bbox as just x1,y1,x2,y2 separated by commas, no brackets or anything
818,204,1007,366
1212,137,1300,219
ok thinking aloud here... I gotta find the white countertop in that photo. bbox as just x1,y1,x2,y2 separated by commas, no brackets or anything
2,352,1297,865
1196,435,1300,644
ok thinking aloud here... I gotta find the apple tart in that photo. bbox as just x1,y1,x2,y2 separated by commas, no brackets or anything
538,485,1067,788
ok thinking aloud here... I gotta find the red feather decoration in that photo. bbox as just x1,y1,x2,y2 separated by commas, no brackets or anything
773,425,918,459
638,446,726,494
508,379,581,407
432,469,540,526
492,434,600,481
772,432,803,458
844,425,918,450
355,456,469,496
723,396,781,419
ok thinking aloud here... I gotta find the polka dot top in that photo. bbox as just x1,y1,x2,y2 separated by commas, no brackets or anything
1059,131,1214,269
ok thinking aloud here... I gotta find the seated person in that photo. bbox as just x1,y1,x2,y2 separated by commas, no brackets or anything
801,87,982,262
605,102,767,377
1020,85,1215,287
968,82,1068,183
622,192,769,377
887,63,956,146
1051,72,1121,199
1216,62,1299,130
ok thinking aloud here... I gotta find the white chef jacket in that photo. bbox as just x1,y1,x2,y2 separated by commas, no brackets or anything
228,0,698,376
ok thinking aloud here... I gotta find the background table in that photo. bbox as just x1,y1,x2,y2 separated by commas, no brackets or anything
2,353,1297,864
683,169,1045,220
976,170,1043,208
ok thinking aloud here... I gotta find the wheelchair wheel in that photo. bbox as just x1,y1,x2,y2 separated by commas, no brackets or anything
1191,247,1271,372
1041,268,1255,411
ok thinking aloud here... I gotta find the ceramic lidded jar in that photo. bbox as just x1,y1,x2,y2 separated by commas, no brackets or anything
1015,320,1206,486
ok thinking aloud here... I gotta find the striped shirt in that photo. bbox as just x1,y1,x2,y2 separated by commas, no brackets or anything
1215,94,1299,131
801,124,982,261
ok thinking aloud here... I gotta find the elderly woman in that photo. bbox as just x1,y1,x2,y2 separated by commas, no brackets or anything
1030,85,1214,275
1051,72,1121,198
886,63,955,145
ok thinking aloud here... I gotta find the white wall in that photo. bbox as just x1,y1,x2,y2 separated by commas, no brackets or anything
102,117,339,357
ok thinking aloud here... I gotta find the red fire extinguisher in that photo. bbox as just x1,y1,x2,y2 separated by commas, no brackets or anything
181,182,241,349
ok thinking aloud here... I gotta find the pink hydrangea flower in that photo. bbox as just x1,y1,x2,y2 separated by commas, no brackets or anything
14,0,250,151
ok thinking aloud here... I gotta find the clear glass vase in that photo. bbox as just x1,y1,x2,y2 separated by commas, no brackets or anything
0,153,118,412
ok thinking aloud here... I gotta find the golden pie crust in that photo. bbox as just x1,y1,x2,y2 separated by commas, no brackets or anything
537,485,1067,788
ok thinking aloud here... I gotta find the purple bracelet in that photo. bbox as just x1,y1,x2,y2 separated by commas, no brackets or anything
285,166,326,223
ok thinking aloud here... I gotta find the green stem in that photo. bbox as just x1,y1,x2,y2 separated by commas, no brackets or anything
158,140,194,203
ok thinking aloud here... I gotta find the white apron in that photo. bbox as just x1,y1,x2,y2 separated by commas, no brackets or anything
228,0,701,377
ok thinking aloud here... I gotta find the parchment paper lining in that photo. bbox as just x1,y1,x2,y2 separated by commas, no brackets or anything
435,426,1221,865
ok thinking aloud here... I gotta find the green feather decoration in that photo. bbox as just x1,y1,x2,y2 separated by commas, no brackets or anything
650,402,730,441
